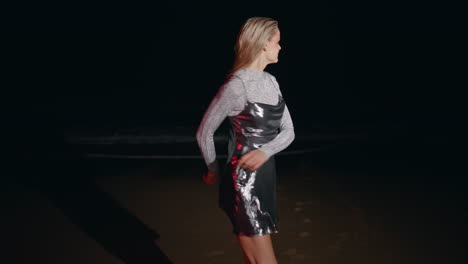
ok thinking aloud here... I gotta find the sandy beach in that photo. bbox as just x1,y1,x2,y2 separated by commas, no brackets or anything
3,145,465,264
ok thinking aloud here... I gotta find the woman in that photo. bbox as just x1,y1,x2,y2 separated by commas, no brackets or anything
196,17,295,264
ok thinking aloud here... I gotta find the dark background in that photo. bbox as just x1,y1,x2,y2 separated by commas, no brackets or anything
5,1,464,168
2,1,467,263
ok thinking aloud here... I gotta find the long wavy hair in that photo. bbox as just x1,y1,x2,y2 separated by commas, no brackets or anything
227,17,278,78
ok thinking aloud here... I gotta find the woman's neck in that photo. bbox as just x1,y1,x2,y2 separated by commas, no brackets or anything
246,57,268,72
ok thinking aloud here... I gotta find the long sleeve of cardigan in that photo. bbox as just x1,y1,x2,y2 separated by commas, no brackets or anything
257,104,295,159
196,77,246,173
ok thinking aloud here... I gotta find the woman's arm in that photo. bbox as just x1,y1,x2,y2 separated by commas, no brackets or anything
196,77,246,173
257,104,295,159
257,73,295,158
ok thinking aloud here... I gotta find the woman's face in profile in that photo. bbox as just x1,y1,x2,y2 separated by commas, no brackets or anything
264,28,281,64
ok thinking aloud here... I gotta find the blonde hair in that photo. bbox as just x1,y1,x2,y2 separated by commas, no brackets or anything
228,17,278,78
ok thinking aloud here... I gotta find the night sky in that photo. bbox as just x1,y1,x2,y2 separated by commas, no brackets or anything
4,1,465,168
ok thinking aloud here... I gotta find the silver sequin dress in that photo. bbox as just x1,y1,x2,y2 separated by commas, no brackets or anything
196,69,295,236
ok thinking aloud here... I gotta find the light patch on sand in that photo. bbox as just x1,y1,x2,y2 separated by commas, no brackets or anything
294,207,303,212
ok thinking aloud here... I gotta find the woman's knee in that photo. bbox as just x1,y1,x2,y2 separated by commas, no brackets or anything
237,234,277,264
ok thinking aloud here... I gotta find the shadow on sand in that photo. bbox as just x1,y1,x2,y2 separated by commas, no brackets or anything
18,154,173,264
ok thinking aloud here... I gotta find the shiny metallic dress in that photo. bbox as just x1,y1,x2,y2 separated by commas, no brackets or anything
219,94,285,237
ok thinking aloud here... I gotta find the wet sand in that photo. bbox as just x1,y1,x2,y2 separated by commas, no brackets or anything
2,147,466,264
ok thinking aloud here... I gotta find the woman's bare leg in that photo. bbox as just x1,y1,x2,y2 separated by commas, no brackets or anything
241,251,253,264
237,234,278,264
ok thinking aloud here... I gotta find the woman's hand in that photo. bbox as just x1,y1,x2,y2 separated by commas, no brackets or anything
202,170,220,185
238,150,267,171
